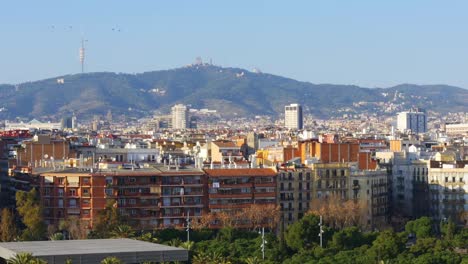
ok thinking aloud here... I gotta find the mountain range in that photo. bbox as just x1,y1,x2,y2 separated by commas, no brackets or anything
0,65,467,120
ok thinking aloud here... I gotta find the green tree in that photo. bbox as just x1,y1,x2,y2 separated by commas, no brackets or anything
7,252,47,264
49,232,64,241
91,199,122,238
0,208,18,242
285,214,321,251
244,256,261,264
329,226,370,250
16,189,47,241
110,224,134,238
409,237,437,256
137,232,159,243
405,217,433,239
369,230,405,262
440,218,456,241
100,256,123,264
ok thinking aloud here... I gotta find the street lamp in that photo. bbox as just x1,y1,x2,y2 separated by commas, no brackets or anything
259,227,266,260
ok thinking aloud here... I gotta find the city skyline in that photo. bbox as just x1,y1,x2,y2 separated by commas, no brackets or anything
1,1,468,89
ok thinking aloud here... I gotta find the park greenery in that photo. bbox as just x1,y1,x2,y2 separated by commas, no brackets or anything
1,189,467,263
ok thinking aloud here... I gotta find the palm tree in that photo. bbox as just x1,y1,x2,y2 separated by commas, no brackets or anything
192,252,210,264
167,238,182,247
100,256,123,264
244,256,261,264
110,224,135,238
179,241,194,250
7,252,47,264
192,251,231,264
49,232,64,240
137,232,159,243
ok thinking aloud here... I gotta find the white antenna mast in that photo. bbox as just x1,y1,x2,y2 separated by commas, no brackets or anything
79,38,86,73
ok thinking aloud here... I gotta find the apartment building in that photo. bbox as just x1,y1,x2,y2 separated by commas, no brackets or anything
210,140,243,163
205,168,277,227
429,166,468,226
38,166,206,230
277,167,313,229
391,152,430,220
350,169,390,229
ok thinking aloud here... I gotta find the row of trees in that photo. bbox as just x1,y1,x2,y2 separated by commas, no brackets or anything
0,189,46,242
2,189,467,263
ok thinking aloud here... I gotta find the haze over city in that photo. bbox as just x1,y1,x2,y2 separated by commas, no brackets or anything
2,0,468,88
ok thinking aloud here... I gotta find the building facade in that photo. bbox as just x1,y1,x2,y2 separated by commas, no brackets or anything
38,166,207,230
284,104,303,130
429,167,468,226
397,110,427,134
171,104,189,129
277,168,313,229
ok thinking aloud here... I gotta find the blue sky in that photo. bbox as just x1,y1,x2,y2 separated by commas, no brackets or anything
1,0,467,88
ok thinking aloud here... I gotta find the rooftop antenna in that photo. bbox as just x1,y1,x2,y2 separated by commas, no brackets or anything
79,38,87,73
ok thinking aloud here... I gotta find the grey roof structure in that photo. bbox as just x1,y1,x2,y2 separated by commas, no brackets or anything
0,238,188,264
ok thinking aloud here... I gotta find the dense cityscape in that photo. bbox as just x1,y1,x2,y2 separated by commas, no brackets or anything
0,102,467,263
2,1,468,263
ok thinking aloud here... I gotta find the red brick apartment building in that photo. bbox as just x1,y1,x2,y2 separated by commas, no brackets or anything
38,166,206,230
204,168,277,227
38,166,279,231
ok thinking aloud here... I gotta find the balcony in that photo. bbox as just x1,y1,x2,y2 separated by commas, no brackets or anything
254,192,276,198
209,204,250,209
255,182,276,188
209,193,252,199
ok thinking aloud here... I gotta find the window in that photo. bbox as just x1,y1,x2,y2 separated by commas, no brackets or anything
83,199,90,206
129,199,136,205
43,188,51,196
58,188,64,197
83,177,90,184
83,209,90,215
58,178,65,185
69,189,76,196
105,188,113,196
129,177,136,183
82,188,90,196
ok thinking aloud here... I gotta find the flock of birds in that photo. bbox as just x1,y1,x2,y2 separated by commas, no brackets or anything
49,25,122,32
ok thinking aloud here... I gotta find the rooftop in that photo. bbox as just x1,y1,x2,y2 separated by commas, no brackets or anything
204,168,276,177
0,239,188,264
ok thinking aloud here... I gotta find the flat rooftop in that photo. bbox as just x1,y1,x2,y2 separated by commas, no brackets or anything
0,239,188,264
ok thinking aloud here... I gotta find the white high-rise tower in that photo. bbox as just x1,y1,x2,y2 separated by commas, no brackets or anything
171,104,189,129
284,103,303,130
397,109,427,134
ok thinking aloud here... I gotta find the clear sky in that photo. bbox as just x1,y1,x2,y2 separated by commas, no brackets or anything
1,0,467,88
